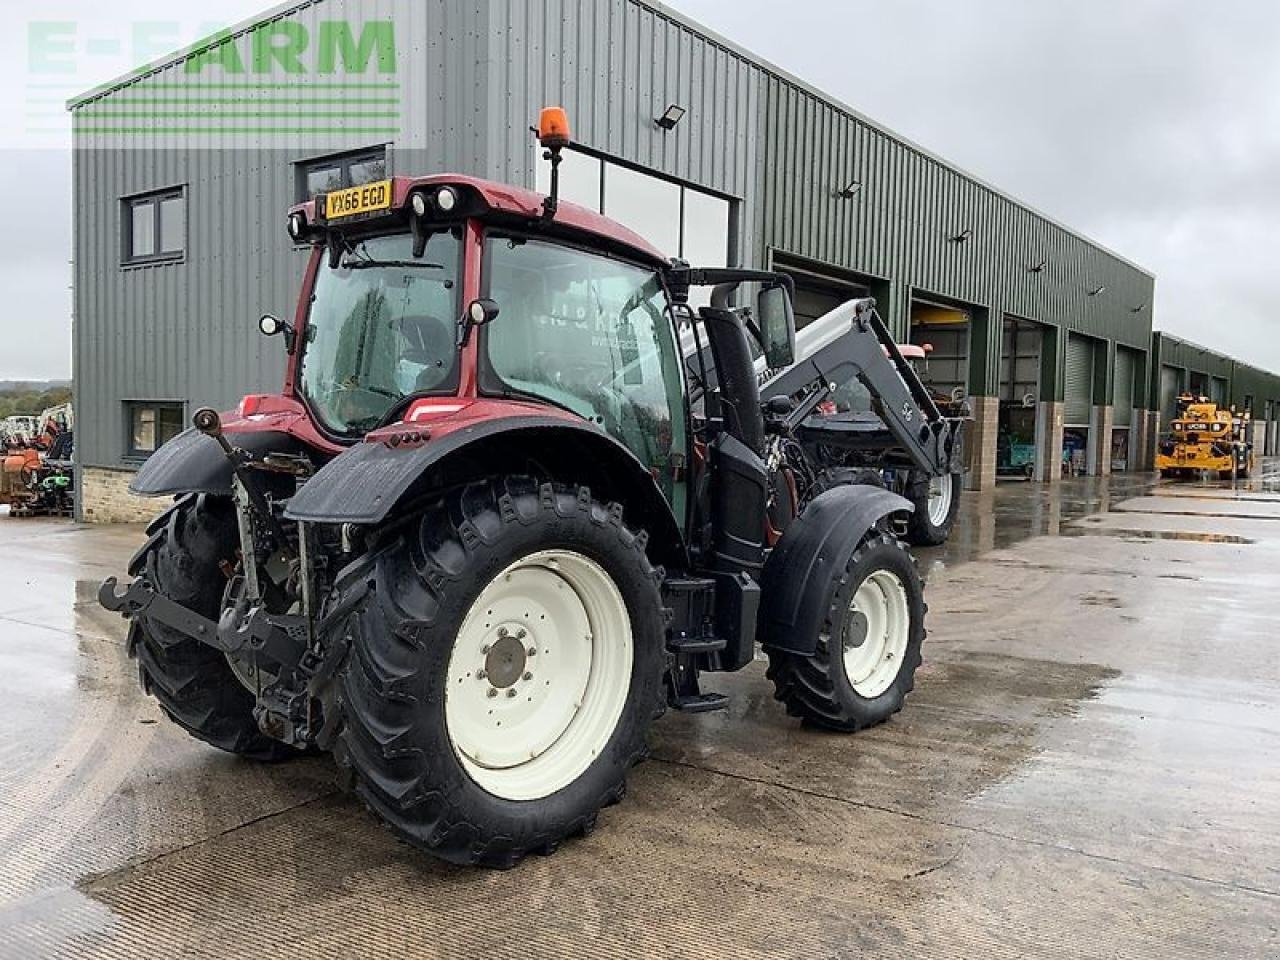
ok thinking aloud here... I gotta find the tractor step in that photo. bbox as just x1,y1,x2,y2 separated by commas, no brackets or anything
665,634,727,656
668,691,730,713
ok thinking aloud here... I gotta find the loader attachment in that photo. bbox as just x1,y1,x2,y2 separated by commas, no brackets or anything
762,299,964,478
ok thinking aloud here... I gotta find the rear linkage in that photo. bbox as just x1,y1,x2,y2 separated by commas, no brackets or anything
100,408,356,748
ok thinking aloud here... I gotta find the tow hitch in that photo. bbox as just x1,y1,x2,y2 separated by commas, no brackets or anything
99,575,307,666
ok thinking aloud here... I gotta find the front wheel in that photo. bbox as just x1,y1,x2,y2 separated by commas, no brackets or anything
904,470,961,546
335,478,665,868
766,532,925,732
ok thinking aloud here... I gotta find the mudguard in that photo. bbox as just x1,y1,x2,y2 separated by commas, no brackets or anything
756,485,912,656
283,416,685,562
130,428,307,497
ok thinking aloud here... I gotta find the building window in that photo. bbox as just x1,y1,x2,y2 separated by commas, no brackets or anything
123,189,185,265
297,147,388,202
126,402,185,459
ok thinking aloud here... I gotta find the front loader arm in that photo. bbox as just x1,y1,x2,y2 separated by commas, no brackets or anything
763,299,963,477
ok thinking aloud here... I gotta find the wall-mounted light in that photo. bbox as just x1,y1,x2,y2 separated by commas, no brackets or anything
1028,259,1047,273
656,104,686,130
1089,285,1107,296
834,179,862,200
950,228,973,243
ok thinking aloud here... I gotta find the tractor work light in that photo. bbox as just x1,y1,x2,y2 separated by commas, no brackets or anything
410,192,430,218
435,186,459,213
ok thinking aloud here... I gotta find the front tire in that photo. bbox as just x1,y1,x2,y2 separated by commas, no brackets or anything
129,494,291,760
766,532,925,732
335,479,665,868
905,470,961,546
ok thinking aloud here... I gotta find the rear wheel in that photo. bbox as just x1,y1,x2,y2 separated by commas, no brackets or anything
905,470,961,546
335,478,665,867
766,532,925,732
129,494,292,760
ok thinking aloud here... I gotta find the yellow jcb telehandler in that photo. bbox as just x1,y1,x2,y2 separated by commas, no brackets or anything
1156,393,1254,480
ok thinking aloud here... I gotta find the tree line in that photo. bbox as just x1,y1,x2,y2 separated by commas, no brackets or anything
0,386,73,421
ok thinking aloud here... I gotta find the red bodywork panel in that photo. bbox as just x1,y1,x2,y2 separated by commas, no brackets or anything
223,393,345,456
366,396,581,445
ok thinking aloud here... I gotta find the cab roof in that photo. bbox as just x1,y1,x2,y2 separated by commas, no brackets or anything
289,174,668,267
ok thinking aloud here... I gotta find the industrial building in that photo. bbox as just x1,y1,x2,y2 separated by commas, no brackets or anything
1147,332,1280,459
66,0,1272,520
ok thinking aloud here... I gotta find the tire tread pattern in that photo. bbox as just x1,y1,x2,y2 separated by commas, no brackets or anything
334,477,663,868
765,532,925,732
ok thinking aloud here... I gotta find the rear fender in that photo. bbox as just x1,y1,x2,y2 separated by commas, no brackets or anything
757,485,912,656
284,416,687,567
130,428,309,497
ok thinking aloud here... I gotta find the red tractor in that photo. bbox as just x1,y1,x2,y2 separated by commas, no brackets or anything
101,109,963,867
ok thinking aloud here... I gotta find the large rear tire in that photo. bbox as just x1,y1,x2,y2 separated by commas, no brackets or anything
904,470,961,546
129,494,292,760
766,532,925,732
335,478,665,868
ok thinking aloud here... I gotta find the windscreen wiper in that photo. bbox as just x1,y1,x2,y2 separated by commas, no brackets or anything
340,259,446,271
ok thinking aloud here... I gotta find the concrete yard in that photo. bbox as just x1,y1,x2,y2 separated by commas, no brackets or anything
1,468,1277,959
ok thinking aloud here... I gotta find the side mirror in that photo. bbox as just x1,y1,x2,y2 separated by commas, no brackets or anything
459,298,500,347
758,285,796,369
467,298,500,327
258,314,296,353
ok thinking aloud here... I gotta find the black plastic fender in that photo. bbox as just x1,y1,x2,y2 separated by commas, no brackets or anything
283,415,686,565
129,428,307,497
756,485,912,656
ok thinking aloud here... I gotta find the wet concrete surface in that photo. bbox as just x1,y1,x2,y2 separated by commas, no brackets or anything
1,465,1278,958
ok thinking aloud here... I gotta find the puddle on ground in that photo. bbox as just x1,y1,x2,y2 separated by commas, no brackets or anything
1059,527,1255,545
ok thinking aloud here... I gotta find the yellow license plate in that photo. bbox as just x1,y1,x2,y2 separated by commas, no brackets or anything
323,180,393,220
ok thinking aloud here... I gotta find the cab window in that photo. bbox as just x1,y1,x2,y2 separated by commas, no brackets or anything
481,236,687,507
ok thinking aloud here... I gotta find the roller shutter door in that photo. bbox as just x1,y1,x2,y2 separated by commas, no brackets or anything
1160,366,1181,423
1211,376,1229,406
1114,348,1136,427
1064,334,1095,426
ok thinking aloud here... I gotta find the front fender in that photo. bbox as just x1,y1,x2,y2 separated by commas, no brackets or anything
284,415,686,566
757,485,912,656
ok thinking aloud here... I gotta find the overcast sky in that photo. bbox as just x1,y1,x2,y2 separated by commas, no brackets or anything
2,0,1278,380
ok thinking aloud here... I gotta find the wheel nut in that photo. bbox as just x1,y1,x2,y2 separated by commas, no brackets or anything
527,647,537,657
498,627,509,638
487,688,498,698
477,670,487,680
506,688,518,698
517,628,527,639
481,645,490,655
523,672,533,682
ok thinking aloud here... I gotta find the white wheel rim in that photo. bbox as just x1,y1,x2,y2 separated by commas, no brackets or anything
444,549,633,801
927,474,953,527
841,570,911,699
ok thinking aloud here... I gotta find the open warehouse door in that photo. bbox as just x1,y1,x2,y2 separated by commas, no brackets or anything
1063,333,1096,476
998,317,1043,480
1112,347,1140,472
772,253,872,331
910,297,970,404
